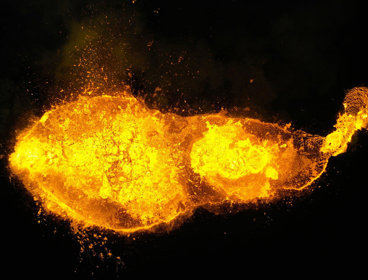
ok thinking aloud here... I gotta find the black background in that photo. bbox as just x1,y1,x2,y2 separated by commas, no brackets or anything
1,0,368,278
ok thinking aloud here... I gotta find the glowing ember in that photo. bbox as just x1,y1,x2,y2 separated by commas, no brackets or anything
9,87,368,234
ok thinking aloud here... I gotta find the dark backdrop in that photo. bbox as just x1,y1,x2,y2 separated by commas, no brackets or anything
1,0,367,278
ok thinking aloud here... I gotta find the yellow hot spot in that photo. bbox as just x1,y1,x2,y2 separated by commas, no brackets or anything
265,167,278,180
321,131,346,156
190,121,272,181
10,133,63,176
11,138,44,170
99,174,111,199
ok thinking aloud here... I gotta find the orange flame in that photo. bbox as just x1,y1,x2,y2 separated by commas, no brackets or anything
8,87,368,234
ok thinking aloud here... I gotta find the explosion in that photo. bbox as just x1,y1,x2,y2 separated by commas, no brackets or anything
9,87,368,234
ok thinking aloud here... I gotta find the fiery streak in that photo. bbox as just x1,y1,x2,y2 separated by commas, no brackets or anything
8,87,368,234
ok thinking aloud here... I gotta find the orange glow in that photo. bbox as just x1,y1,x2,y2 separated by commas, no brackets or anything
9,87,368,234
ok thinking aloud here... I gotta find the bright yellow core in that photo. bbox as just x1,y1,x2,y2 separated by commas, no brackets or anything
190,121,275,180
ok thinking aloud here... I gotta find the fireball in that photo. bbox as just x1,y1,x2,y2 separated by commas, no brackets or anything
9,87,368,233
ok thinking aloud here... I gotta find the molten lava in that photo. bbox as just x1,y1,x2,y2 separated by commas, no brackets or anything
9,87,368,234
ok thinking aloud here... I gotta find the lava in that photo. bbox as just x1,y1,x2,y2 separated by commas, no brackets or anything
9,87,368,234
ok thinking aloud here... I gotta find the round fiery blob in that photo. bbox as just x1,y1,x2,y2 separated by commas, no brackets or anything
9,87,368,234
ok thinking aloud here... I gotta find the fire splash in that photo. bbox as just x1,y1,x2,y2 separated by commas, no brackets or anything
9,87,368,234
